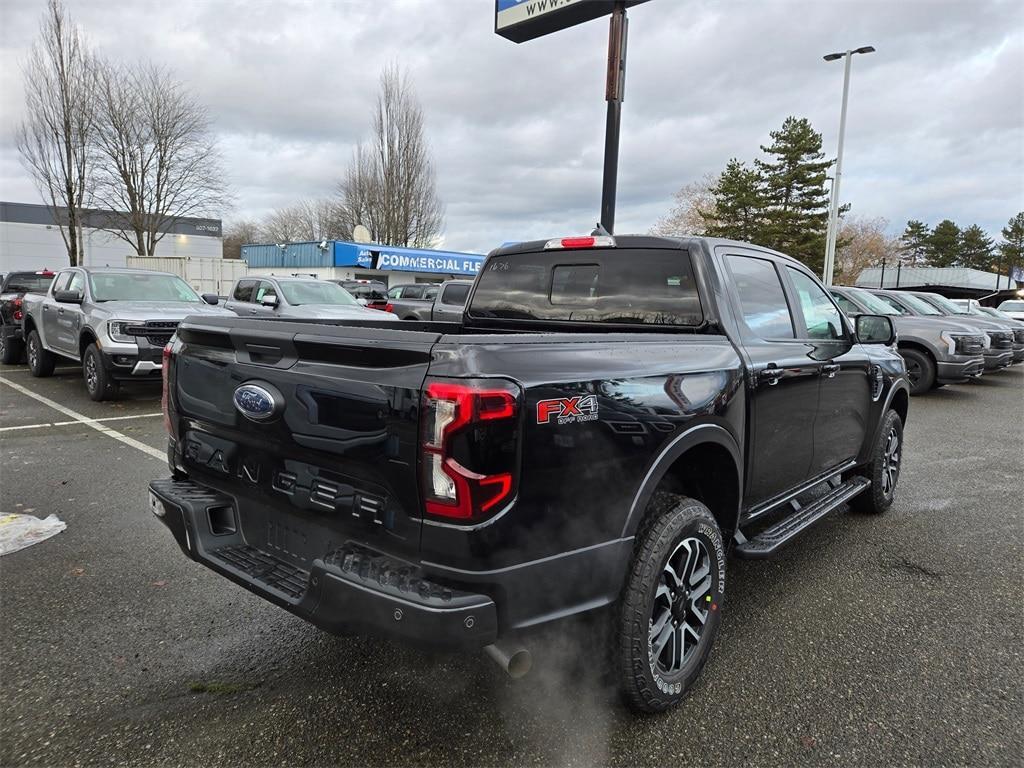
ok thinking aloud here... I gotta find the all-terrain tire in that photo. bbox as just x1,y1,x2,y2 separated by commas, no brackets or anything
850,409,903,515
615,493,726,713
0,330,23,365
26,330,55,377
83,343,118,401
900,348,935,395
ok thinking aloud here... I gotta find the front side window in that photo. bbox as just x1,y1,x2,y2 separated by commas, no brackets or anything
917,292,967,315
725,255,794,339
847,288,902,316
90,273,200,303
67,272,86,294
894,292,943,316
786,268,845,340
469,248,703,326
831,292,860,316
255,281,278,304
51,271,73,294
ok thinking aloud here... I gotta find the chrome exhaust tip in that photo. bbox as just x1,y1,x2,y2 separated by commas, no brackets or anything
484,640,532,679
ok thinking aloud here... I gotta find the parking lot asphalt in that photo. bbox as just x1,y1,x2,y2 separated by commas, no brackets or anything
1,362,1021,768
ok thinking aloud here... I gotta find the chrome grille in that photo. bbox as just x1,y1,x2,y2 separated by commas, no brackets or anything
124,320,180,346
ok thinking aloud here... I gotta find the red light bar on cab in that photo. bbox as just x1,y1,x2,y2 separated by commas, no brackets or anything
544,236,616,250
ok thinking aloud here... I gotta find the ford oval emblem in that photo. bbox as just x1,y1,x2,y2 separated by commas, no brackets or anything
233,383,282,422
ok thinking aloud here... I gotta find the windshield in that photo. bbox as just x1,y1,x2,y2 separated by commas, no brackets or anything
3,273,55,294
848,288,900,315
90,272,201,302
918,292,967,315
279,281,358,306
895,293,943,315
998,300,1024,312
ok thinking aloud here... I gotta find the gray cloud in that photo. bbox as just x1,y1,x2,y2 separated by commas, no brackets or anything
1,0,1021,253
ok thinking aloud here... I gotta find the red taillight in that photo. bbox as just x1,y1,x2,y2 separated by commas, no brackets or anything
13,310,23,321
544,235,616,250
384,302,394,313
161,344,173,434
13,298,22,307
420,379,519,522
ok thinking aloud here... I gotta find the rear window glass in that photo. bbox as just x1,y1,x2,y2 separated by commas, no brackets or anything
468,249,703,326
3,273,55,293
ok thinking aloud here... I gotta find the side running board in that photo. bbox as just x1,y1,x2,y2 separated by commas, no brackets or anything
734,476,870,559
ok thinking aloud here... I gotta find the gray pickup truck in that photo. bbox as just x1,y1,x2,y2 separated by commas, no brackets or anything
830,286,985,394
386,279,472,321
21,266,233,400
225,276,397,321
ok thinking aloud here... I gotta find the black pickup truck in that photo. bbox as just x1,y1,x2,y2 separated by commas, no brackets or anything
150,235,909,712
0,269,56,364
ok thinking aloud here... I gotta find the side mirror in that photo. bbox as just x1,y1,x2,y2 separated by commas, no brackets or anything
856,314,896,345
54,289,83,304
260,294,279,307
201,293,219,305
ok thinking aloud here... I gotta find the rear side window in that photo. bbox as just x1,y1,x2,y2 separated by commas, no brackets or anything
233,280,256,302
725,255,794,339
469,249,703,326
403,286,423,300
440,283,470,306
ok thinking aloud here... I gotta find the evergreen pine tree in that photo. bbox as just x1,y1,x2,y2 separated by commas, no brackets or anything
958,224,995,270
898,220,931,264
755,116,832,272
997,212,1024,279
700,159,766,243
926,220,961,267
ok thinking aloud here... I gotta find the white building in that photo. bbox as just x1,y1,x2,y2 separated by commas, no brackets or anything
0,201,223,272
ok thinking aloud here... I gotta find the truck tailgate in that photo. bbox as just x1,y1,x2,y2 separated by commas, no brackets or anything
168,317,441,566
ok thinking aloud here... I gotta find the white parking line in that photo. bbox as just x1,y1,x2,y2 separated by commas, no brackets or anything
0,377,165,461
0,412,162,433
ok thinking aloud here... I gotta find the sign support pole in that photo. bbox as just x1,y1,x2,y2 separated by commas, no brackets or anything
600,1,628,234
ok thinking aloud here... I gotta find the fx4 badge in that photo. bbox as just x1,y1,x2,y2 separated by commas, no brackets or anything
536,395,599,425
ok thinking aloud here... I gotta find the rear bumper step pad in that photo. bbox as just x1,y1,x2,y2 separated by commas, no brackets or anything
734,476,870,559
149,477,497,650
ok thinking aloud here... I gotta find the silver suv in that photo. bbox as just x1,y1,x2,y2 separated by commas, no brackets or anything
21,267,234,400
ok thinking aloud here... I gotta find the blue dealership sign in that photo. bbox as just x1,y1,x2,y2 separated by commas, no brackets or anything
333,240,484,276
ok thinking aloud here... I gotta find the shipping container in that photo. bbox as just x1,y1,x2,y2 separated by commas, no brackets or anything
126,256,248,296
240,242,334,269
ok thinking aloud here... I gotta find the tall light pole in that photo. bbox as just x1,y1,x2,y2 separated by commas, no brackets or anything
821,45,875,286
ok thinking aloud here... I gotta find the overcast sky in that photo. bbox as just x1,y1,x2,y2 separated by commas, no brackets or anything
1,0,1021,254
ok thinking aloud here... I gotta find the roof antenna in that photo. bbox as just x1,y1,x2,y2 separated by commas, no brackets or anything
591,223,611,237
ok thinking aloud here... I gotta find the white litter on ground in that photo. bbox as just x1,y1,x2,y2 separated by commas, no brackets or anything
0,513,66,556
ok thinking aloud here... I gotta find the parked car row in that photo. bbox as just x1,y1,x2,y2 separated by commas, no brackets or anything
830,286,1023,394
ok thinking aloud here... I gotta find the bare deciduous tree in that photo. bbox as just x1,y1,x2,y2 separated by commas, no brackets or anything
16,0,95,266
259,199,345,244
91,61,230,256
833,215,898,285
650,174,717,237
222,218,262,260
338,65,444,247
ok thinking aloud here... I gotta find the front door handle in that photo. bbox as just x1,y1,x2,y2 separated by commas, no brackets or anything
821,363,840,378
759,366,783,386
57,307,65,315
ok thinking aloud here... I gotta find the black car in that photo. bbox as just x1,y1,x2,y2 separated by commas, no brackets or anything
151,235,908,713
0,269,56,364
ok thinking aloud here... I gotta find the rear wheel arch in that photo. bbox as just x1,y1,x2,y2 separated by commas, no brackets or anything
622,425,742,543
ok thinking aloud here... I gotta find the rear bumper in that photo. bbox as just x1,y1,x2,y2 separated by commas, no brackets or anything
935,356,985,383
1,323,22,342
148,477,498,651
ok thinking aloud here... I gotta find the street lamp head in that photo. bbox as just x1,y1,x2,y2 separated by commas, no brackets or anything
823,52,844,61
854,45,876,55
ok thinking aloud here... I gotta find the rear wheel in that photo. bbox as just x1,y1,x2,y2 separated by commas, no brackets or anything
83,343,118,401
900,348,934,395
614,493,726,713
850,409,903,515
26,330,55,377
0,331,23,365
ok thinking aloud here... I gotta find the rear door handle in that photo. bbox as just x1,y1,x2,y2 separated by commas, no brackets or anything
821,363,840,378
